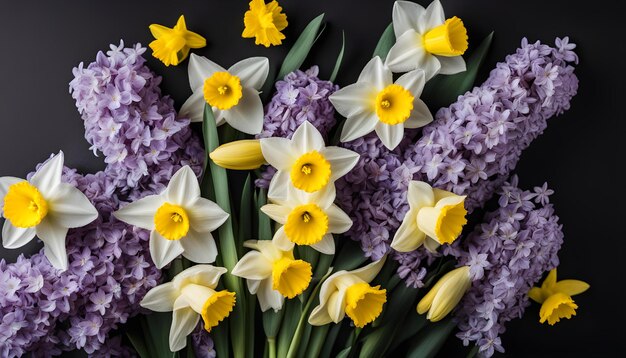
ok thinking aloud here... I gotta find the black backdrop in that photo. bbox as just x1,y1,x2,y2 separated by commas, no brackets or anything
0,0,623,356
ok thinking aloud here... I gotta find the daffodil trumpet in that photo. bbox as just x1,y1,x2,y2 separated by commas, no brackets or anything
529,269,589,325
417,265,471,322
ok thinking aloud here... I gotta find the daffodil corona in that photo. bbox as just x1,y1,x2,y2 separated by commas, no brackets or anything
529,269,589,325
417,266,471,322
149,15,206,67
242,0,288,47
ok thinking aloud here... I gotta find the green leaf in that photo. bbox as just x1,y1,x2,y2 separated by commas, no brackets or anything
389,311,428,352
257,188,272,241
263,308,285,339
126,323,151,358
212,320,231,358
372,23,395,60
239,174,252,248
277,14,325,80
406,318,457,358
336,346,352,358
466,345,479,358
319,323,343,358
329,31,346,82
303,324,329,358
140,312,176,358
277,300,303,358
332,240,368,272
184,337,197,358
422,31,494,109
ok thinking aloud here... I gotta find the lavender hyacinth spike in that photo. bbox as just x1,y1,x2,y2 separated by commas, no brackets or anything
447,176,563,357
191,322,217,358
255,66,339,188
336,37,578,274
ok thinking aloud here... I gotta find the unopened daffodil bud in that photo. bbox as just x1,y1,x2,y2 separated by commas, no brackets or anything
417,266,471,322
209,139,265,170
528,269,589,325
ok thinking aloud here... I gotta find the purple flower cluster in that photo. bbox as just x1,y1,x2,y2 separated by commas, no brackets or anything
255,66,339,188
69,40,204,199
447,176,563,357
191,323,217,358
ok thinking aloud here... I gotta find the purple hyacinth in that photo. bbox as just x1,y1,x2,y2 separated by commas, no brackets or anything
255,66,339,188
447,176,563,357
69,41,204,199
191,322,217,358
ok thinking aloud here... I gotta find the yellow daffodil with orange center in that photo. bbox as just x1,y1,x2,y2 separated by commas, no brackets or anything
1,152,98,271
232,240,313,311
261,184,352,255
391,180,467,253
140,265,235,352
203,72,243,110
529,269,589,325
260,121,359,195
417,266,471,322
386,0,468,79
330,57,432,150
309,257,387,328
209,139,266,170
149,15,206,66
242,0,288,47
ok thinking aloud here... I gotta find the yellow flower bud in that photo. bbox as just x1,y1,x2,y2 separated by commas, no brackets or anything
209,139,265,170
417,266,471,322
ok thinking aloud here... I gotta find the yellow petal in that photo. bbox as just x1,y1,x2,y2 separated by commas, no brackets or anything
542,269,558,290
553,279,590,297
528,287,545,304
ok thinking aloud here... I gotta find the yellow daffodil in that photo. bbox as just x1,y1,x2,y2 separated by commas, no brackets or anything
386,0,468,79
0,152,98,271
330,57,433,150
140,265,235,352
242,0,288,47
232,240,312,312
180,54,269,135
113,166,228,269
391,180,467,253
309,257,387,328
529,269,589,325
149,15,206,67
417,266,471,322
261,184,351,255
210,139,266,170
260,121,359,194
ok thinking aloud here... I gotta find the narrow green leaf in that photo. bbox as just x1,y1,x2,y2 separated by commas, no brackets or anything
263,308,285,340
332,240,368,272
314,253,333,279
372,23,395,60
329,31,345,82
257,188,272,241
406,318,457,358
277,14,325,80
307,325,330,358
467,345,479,358
142,312,176,358
185,337,197,358
295,322,314,358
336,347,352,358
239,174,253,248
246,292,256,358
389,311,428,352
319,323,343,358
126,323,151,358
277,299,303,358
212,320,231,358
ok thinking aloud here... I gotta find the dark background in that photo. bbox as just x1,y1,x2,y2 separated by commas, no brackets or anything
0,0,623,356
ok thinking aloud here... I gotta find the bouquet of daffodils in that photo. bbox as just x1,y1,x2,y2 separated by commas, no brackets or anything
0,1,589,357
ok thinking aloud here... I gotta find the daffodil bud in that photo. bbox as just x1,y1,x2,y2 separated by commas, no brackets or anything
209,139,265,170
417,266,471,322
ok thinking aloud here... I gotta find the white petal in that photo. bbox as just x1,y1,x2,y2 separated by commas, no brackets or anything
392,1,425,37
326,205,352,234
0,177,22,204
266,171,290,202
310,234,335,255
47,183,98,228
181,230,218,264
358,57,392,90
169,301,199,352
405,98,433,129
187,197,229,233
150,231,185,269
321,147,360,182
272,226,295,251
223,87,264,135
247,279,261,295
305,184,336,210
350,256,386,283
374,122,404,150
165,166,200,206
180,90,208,123
188,53,226,91
231,250,273,280
423,237,441,253
420,53,443,81
113,195,163,230
229,57,270,91
2,221,36,249
291,121,326,153
340,111,379,143
30,152,64,198
260,137,296,171
140,283,178,312
385,30,429,75
407,181,435,208
258,278,284,312
329,82,376,118
36,218,69,271
260,204,290,224
327,290,347,323
395,69,426,98
437,55,467,75
308,304,333,326
390,208,426,252
249,240,284,262
309,273,343,326
173,265,228,290
420,0,446,34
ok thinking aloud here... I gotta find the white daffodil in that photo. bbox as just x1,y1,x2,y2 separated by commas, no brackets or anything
0,152,98,271
330,56,433,150
261,185,351,255
232,240,313,312
113,166,228,269
385,0,468,79
417,266,471,322
180,53,269,135
309,257,387,328
260,121,359,194
390,180,467,253
140,265,235,352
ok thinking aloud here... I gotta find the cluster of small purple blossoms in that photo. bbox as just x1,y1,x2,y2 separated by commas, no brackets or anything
69,41,204,199
255,66,339,188
445,176,563,357
191,323,217,358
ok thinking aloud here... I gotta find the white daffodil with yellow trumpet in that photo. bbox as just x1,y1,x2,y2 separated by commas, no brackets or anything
417,265,471,322
113,166,229,269
0,151,98,271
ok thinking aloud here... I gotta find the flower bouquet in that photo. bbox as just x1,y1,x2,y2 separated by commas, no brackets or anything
0,1,589,357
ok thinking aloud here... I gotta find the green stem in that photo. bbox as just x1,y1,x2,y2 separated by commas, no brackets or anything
268,337,277,358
